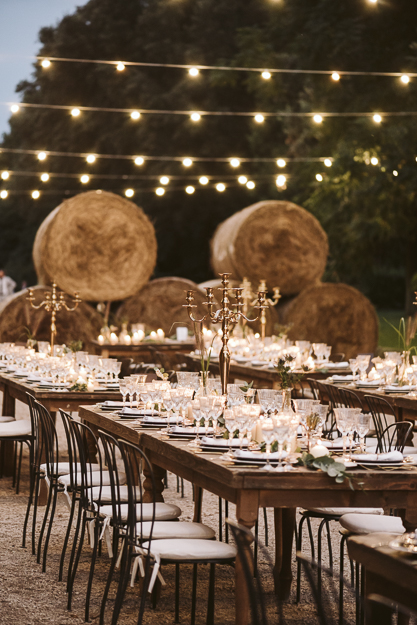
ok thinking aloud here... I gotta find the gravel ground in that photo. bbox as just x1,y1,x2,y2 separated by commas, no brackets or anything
0,406,356,625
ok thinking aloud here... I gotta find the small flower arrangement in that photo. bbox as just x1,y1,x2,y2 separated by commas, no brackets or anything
296,451,362,490
274,354,308,389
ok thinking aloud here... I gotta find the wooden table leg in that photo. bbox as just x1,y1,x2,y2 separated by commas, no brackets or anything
365,571,395,625
235,490,259,625
1,384,16,477
142,461,165,503
274,507,296,600
193,486,203,523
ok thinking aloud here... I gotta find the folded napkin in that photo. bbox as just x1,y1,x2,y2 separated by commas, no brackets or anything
385,385,415,392
200,437,247,448
355,380,381,386
169,426,212,434
354,451,403,463
143,415,179,424
233,449,287,460
120,408,155,416
101,401,125,407
322,438,350,449
326,362,349,369
332,375,354,382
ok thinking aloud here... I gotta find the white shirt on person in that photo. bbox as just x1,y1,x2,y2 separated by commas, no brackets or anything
0,276,16,297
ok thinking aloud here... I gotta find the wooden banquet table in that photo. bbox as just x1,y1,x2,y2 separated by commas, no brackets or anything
79,405,417,625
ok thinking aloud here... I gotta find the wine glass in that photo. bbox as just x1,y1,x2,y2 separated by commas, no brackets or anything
357,355,371,381
334,408,349,459
356,413,371,453
273,414,292,472
349,358,360,380
228,392,245,409
224,409,237,458
199,395,215,438
119,379,129,408
209,395,226,436
233,406,250,449
189,398,202,447
257,389,276,417
261,418,276,471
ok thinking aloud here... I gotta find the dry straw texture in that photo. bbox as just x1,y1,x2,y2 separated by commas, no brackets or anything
33,190,157,302
210,200,328,295
278,282,378,359
0,286,102,347
117,277,211,335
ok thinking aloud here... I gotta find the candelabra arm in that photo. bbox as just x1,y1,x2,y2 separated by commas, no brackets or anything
183,290,208,323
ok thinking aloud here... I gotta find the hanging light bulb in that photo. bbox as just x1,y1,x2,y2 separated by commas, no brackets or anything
32,190,40,199
199,176,209,185
254,114,265,123
1,171,9,180
324,159,332,167
368,0,377,4
276,159,286,168
134,156,144,166
371,157,379,165
261,71,271,80
10,104,20,114
0,190,8,199
182,158,193,167
313,114,323,124
316,174,323,182
230,158,240,168
400,74,410,84
116,62,125,71
190,112,201,122
160,176,170,185
131,111,141,120
216,183,226,192
80,174,90,183
373,114,382,123
186,186,195,194
155,187,165,196
276,175,286,187
189,67,199,77
86,154,96,163
41,59,51,68
238,176,248,185
71,108,81,117
37,152,47,161
246,181,255,189
331,72,340,81
125,188,134,197
393,170,399,176
40,173,49,182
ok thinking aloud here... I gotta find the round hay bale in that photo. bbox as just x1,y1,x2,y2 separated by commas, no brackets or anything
278,283,378,359
210,200,328,295
0,286,102,347
33,190,157,301
117,277,212,335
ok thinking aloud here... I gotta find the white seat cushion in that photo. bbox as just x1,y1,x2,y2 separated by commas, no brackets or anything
40,462,100,476
139,521,215,540
0,416,15,423
0,420,31,437
142,538,236,561
58,470,126,488
339,513,405,535
305,507,384,517
100,503,181,522
89,485,130,502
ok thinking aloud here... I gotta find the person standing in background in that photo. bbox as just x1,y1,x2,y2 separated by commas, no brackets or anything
0,270,16,300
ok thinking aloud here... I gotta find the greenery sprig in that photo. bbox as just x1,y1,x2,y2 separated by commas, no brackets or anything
68,382,88,392
154,366,169,380
296,452,362,490
274,354,308,389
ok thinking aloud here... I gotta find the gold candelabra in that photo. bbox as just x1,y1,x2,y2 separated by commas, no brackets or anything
184,273,268,395
239,278,281,341
27,283,81,352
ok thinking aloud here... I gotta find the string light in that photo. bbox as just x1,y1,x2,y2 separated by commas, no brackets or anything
183,158,193,167
261,71,271,80
116,62,125,71
131,111,141,120
276,175,286,187
246,181,255,189
230,158,240,168
40,173,49,182
80,174,90,183
324,159,332,167
10,105,19,114
86,154,96,163
31,190,40,199
1,171,9,180
190,112,201,122
199,176,209,185
186,186,195,194
71,108,81,117
37,151,47,161
41,59,51,69
125,188,134,197
373,114,382,123
134,156,145,165
188,68,199,77
160,176,170,185
216,183,226,192
313,114,323,124
371,157,379,165
0,190,8,199
393,170,399,176
331,72,340,81
276,159,286,168
316,174,323,182
400,75,410,84
155,187,165,196
238,176,248,184
368,0,377,4
254,114,264,123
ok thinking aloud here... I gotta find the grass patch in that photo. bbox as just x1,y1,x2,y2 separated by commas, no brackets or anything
377,310,405,352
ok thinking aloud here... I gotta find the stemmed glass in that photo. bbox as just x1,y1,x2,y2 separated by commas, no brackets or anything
355,413,371,453
228,392,245,409
189,399,202,448
224,409,237,458
170,390,184,426
261,418,276,471
357,355,371,381
334,408,349,459
233,406,250,449
126,376,138,408
140,383,155,417
257,389,276,417
349,358,360,381
199,396,215,438
119,378,129,409
209,396,226,436
273,415,292,472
